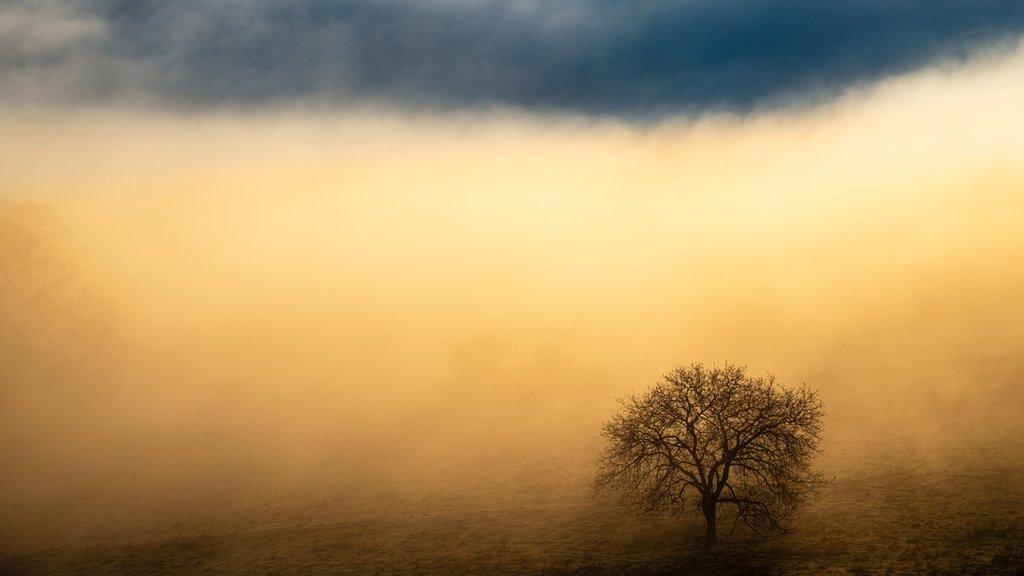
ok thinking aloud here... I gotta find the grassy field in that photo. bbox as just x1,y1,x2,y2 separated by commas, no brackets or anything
3,434,1023,576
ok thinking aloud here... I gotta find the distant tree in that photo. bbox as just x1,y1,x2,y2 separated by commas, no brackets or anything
596,363,825,545
0,201,112,415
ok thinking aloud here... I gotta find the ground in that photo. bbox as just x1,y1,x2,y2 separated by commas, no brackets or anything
3,437,1023,576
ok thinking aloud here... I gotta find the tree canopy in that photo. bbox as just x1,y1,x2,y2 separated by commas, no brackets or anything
597,363,825,544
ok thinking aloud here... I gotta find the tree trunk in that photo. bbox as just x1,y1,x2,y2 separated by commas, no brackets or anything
703,503,718,546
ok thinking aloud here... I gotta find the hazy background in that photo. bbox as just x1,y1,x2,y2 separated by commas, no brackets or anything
2,40,1024,558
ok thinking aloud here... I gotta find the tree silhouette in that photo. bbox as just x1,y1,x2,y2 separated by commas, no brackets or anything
596,363,825,545
1,202,112,430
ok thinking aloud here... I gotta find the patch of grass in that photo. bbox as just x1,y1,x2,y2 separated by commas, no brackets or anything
3,459,1024,575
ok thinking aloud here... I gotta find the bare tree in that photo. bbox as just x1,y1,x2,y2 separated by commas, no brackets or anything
596,363,825,545
1,201,113,416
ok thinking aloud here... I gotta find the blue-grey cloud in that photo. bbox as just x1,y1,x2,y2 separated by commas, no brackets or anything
3,0,1024,117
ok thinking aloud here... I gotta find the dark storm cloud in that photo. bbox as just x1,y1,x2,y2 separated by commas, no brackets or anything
3,0,1024,116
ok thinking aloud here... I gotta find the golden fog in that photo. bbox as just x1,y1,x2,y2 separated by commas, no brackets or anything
3,45,1023,546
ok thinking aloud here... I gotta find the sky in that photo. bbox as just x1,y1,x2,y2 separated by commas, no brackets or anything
4,0,1024,116
3,0,1024,544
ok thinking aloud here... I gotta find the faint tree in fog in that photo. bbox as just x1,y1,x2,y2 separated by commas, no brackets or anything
596,363,825,545
0,201,112,405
